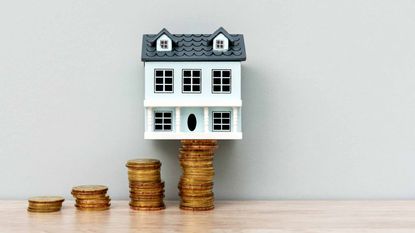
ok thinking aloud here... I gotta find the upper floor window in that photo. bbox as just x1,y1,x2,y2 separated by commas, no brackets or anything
182,70,201,93
212,70,231,93
154,69,173,93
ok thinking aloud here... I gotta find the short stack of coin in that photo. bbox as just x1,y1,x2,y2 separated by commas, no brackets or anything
126,159,165,210
71,185,111,211
27,196,65,213
178,140,218,211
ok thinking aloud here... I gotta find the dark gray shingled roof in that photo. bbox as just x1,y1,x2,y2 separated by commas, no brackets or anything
141,27,246,62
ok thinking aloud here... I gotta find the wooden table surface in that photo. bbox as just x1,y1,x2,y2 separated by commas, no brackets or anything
1,200,415,232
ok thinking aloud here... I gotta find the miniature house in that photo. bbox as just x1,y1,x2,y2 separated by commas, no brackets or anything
141,27,246,139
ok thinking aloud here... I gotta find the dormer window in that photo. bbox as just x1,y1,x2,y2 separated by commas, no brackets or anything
156,34,172,51
213,33,229,51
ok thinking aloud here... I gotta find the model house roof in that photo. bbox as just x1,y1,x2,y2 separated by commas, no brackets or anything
141,27,246,62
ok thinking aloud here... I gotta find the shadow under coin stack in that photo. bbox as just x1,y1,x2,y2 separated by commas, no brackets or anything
126,159,165,210
71,185,111,211
27,196,65,213
178,140,218,211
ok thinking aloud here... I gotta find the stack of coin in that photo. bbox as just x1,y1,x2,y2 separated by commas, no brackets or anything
27,196,65,213
71,185,111,211
126,159,165,210
178,140,218,211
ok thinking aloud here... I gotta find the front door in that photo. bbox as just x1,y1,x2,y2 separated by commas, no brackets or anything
180,107,204,133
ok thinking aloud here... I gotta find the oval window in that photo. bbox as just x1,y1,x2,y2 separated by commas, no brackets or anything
187,114,197,131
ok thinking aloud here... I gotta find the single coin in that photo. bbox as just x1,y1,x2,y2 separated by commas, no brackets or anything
76,206,110,211
180,205,214,211
27,208,61,213
72,185,108,194
129,205,165,211
75,203,111,208
28,196,65,203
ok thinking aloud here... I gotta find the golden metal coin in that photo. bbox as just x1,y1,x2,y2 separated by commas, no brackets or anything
72,185,108,194
28,196,64,203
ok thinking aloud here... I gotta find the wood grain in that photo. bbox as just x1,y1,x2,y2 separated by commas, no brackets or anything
1,200,415,232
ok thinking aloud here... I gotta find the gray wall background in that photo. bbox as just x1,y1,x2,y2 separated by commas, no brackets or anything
1,0,415,200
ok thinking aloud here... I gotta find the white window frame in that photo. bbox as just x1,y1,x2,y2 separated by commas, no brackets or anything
212,69,231,94
182,69,202,94
212,111,231,132
154,69,174,93
154,111,173,131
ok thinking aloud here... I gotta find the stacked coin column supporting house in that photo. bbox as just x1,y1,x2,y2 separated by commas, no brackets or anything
126,159,165,210
178,140,218,211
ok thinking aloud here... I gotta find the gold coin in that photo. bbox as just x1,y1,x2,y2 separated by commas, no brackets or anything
72,185,108,194
130,205,165,211
76,198,111,205
72,194,109,200
75,203,111,208
28,196,64,203
27,207,61,213
76,206,110,211
126,159,161,169
180,205,214,211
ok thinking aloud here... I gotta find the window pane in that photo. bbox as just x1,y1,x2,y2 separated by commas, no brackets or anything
155,85,163,92
222,71,230,77
193,78,200,84
222,113,230,118
183,70,191,77
165,78,173,84
222,86,230,92
222,125,230,131
213,85,221,92
165,85,172,92
164,112,172,118
222,78,230,84
164,125,171,130
213,78,221,84
213,71,221,77
155,70,163,77
193,86,200,92
183,85,191,92
183,78,191,84
155,78,163,84
193,70,200,77
165,70,173,77
155,125,163,130
214,125,221,130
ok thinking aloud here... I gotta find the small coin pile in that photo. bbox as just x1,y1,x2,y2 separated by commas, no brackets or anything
178,140,218,211
27,196,65,213
71,185,111,211
126,159,165,210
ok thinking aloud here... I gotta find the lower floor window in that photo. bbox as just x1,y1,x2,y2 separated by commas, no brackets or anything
154,111,172,131
212,111,231,132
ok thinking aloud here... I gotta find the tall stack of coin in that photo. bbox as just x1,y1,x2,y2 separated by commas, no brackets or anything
27,196,65,213
126,159,165,210
71,185,111,211
178,140,218,211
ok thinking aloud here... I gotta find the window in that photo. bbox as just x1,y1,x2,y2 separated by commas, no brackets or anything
160,40,168,49
154,111,172,131
212,112,231,132
182,70,201,93
154,69,173,93
212,70,231,93
216,40,224,49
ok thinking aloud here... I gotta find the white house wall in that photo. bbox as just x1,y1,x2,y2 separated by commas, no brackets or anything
144,62,241,105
